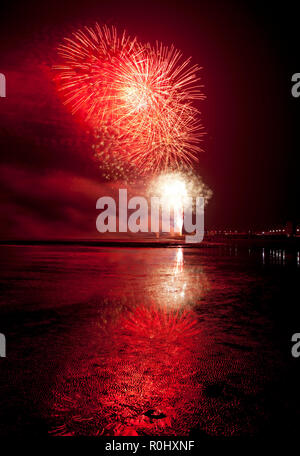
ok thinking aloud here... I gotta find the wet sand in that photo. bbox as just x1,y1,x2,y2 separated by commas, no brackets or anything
0,244,299,437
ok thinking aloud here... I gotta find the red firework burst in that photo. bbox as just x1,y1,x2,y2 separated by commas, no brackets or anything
54,24,205,173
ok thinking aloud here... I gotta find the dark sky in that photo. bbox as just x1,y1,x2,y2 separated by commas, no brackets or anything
0,0,299,238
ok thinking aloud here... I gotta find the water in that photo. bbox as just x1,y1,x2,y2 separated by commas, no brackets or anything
0,244,299,437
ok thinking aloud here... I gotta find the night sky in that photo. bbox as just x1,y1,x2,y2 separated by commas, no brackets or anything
0,0,299,238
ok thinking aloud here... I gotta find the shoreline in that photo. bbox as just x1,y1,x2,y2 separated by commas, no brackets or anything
0,236,299,249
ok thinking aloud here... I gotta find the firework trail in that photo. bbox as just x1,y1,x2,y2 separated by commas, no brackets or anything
54,24,205,174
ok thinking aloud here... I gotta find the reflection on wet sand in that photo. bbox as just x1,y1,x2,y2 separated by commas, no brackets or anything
50,248,207,436
0,244,299,437
159,247,209,308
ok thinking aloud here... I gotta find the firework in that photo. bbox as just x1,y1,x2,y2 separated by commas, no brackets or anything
148,170,212,235
149,170,213,204
54,24,205,173
91,125,140,182
154,173,187,234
